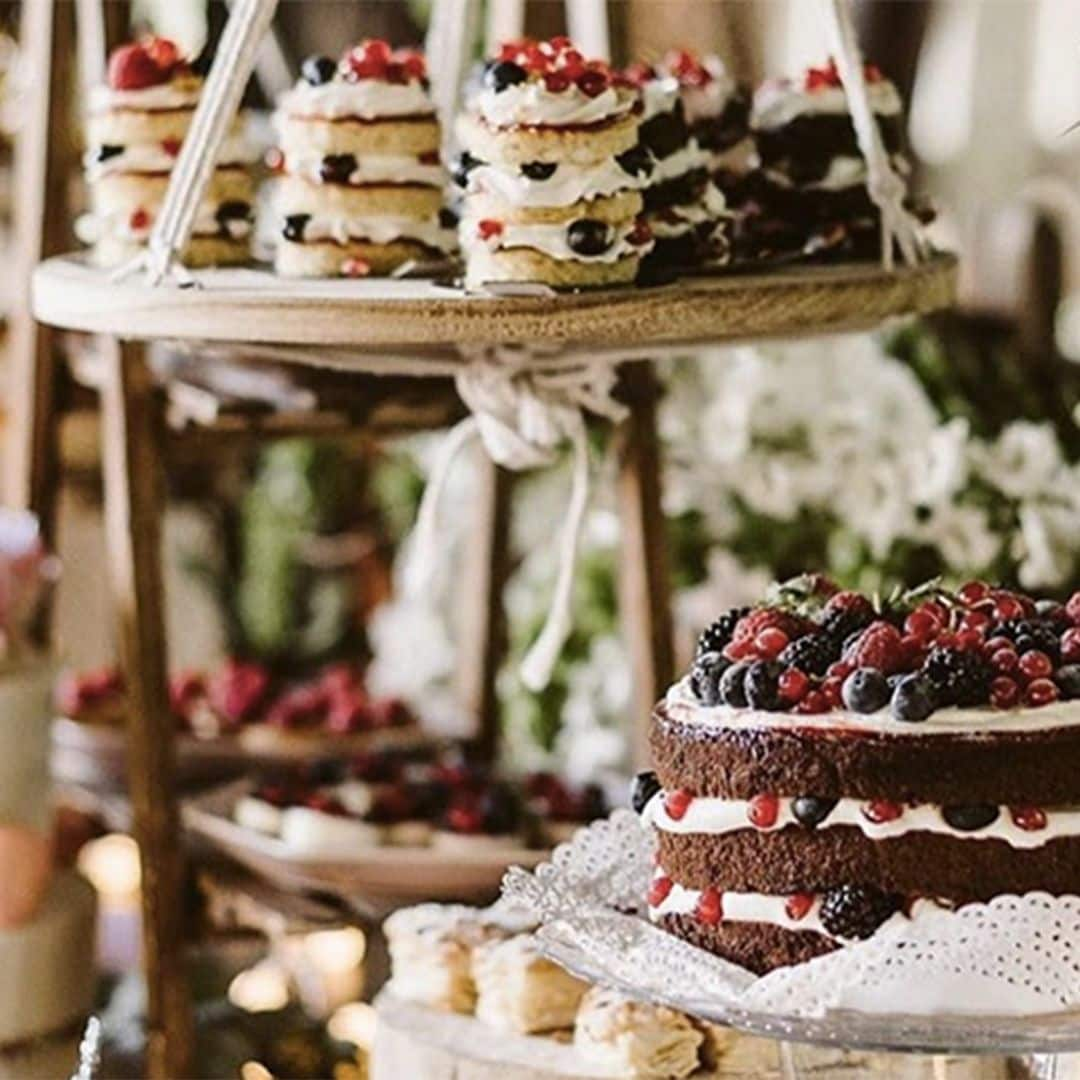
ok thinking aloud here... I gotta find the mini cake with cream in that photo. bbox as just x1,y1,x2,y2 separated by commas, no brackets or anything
641,576,1080,974
742,59,924,261
82,37,256,267
455,37,653,289
273,40,455,277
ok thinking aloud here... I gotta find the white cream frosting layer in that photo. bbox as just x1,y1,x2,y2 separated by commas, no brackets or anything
462,218,648,264
79,203,251,242
751,78,902,131
277,78,434,121
283,150,445,188
644,792,1078,850
649,877,940,942
475,81,637,129
763,153,909,193
85,134,257,178
465,157,644,207
664,677,1080,736
640,76,680,122
646,183,728,238
89,80,202,113
652,140,711,184
286,213,456,251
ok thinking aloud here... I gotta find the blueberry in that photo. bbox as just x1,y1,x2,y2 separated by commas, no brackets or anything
792,796,837,828
616,144,654,179
302,55,338,86
320,153,357,184
842,668,890,714
282,213,311,242
520,161,557,181
890,674,937,723
438,207,460,229
719,662,751,707
485,61,527,93
943,804,999,832
450,151,481,188
95,144,123,163
744,661,783,711
566,219,612,257
690,651,729,707
1055,665,1080,700
630,770,661,814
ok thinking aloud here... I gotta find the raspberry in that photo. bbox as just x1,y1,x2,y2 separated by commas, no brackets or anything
1011,806,1047,831
648,875,673,907
747,793,779,829
819,885,901,940
778,633,838,676
795,690,829,714
921,647,992,706
664,790,693,821
733,608,812,647
695,887,723,925
1025,678,1059,707
401,52,427,80
785,893,815,921
846,621,906,675
1018,650,1053,681
863,800,902,824
108,42,172,90
755,627,789,659
990,676,1020,709
696,607,750,657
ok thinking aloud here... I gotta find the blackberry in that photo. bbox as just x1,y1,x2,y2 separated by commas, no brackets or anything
819,605,875,643
819,885,902,940
744,661,783,711
922,647,993,706
696,607,750,657
778,633,838,676
992,619,1060,661
719,662,751,707
630,771,661,814
690,651,729,706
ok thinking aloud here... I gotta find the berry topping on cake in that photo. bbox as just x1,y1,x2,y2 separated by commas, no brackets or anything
485,38,617,98
747,793,779,829
664,790,693,821
778,632,837,676
785,893,815,922
648,874,674,907
889,673,936,723
744,660,783,710
942,804,999,832
791,796,837,828
841,668,891,714
718,661,751,707
696,607,750,658
107,38,185,91
803,57,883,93
819,885,901,940
566,219,613,256
690,651,729,706
341,40,427,84
301,55,338,86
921,647,993,707
1010,806,1048,832
695,887,723,925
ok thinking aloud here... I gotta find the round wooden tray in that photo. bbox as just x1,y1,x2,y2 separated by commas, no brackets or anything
50,716,428,792
31,253,957,355
183,779,548,911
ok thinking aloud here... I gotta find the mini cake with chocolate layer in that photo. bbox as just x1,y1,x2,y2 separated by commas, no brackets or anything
622,58,732,272
456,37,653,289
641,576,1080,975
273,41,455,277
742,59,922,262
82,37,256,268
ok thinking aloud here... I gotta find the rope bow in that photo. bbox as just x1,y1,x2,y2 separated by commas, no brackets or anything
406,350,628,691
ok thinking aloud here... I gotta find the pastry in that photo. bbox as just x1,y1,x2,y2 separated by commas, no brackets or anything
471,934,589,1034
456,37,654,289
272,41,455,277
641,577,1080,973
81,37,255,267
573,986,706,1078
383,902,536,1013
741,59,926,261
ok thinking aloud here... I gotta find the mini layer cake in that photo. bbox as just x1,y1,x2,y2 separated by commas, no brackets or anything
273,41,455,277
456,37,653,289
640,576,1080,974
742,59,918,262
622,57,731,272
83,37,255,268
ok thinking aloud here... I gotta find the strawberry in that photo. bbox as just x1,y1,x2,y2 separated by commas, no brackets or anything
108,42,172,91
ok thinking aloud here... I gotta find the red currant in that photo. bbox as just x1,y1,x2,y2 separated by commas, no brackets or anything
778,668,810,704
747,793,779,829
990,648,1019,674
1024,678,1059,707
905,610,939,639
956,630,984,652
1011,806,1047,831
827,661,854,681
1019,650,1053,681
984,636,1013,655
863,800,902,824
957,581,990,606
989,676,1020,709
795,690,829,714
822,677,844,708
993,594,1026,622
576,70,609,97
959,610,992,633
695,887,723,925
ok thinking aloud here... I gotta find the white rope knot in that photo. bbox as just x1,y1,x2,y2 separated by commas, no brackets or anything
406,352,628,692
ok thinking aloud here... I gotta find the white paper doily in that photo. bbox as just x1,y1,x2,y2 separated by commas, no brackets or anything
502,811,1080,1054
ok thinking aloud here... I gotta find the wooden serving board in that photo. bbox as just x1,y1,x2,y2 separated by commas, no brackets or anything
32,253,957,354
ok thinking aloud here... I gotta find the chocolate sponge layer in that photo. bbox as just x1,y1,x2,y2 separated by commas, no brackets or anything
656,826,1080,901
650,702,1080,804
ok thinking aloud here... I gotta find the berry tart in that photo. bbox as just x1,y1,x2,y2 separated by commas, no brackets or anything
621,58,732,273
456,37,654,289
641,576,1080,975
272,41,456,277
742,59,927,262
82,37,256,268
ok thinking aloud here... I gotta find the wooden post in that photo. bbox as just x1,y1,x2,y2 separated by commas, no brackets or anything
6,0,77,542
100,339,193,1080
455,452,514,762
615,362,674,769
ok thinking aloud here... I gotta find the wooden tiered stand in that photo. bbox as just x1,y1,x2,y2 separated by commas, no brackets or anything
9,1,956,1075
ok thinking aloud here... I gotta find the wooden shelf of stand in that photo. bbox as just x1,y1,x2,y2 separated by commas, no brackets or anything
32,253,958,354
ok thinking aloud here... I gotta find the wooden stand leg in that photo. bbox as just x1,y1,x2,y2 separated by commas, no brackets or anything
455,453,514,763
5,0,77,542
615,362,674,769
100,339,193,1080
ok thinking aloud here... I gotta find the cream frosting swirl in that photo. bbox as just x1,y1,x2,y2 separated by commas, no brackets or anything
664,677,1080,737
277,78,434,121
474,81,637,129
465,157,644,208
751,78,902,131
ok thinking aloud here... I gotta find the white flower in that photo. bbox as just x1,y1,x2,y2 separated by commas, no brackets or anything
974,421,1065,499
1014,502,1079,589
908,418,971,506
366,598,456,701
917,503,1000,574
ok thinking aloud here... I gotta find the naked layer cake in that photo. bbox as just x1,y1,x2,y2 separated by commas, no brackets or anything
455,37,654,289
741,59,923,262
83,37,255,267
639,576,1080,974
273,40,455,277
